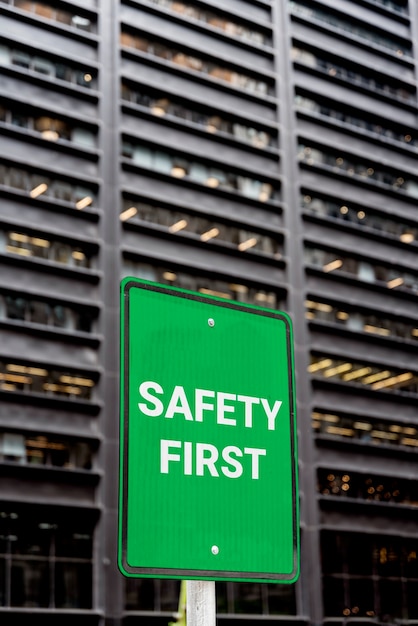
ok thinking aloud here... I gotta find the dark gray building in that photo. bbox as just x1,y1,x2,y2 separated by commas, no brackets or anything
0,0,418,624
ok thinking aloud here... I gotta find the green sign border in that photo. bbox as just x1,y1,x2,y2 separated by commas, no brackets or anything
119,277,299,583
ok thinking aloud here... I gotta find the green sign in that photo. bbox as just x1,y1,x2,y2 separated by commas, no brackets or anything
119,277,299,583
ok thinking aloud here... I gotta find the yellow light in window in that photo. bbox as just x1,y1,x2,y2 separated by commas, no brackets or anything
308,358,333,373
255,292,275,304
60,375,94,387
229,284,248,294
201,227,219,242
171,166,186,178
75,196,93,210
403,426,417,435
412,329,418,337
321,414,340,423
387,277,404,289
169,219,188,233
150,105,167,117
371,371,413,390
363,324,390,336
72,250,86,261
199,287,231,299
323,363,353,377
404,135,412,142
357,211,365,219
41,130,59,141
5,374,31,384
163,271,177,281
326,426,354,437
336,311,349,320
305,311,315,319
7,364,28,373
363,370,391,385
400,232,414,243
205,177,219,188
258,190,270,202
401,437,418,447
367,168,374,176
353,421,372,431
238,237,257,251
31,237,50,248
340,205,349,214
371,430,398,440
389,424,402,433
6,246,32,256
343,366,372,381
323,259,343,272
26,367,48,376
10,232,29,243
30,183,48,198
120,206,138,221
84,73,93,83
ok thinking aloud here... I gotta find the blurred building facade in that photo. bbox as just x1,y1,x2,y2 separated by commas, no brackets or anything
0,0,418,625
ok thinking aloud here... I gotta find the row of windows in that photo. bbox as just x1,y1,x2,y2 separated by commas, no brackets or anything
312,410,418,449
0,44,96,89
0,230,91,268
0,361,96,400
373,0,408,14
0,163,95,208
1,0,94,32
309,354,418,393
322,532,418,620
289,1,411,56
299,144,418,198
148,0,269,45
302,193,418,244
292,46,416,103
120,198,281,257
121,83,274,149
0,506,93,608
295,94,416,146
120,32,271,96
123,260,281,309
0,431,93,470
0,293,94,333
305,245,418,293
0,103,96,146
318,468,418,506
122,141,276,202
126,578,296,615
306,298,418,342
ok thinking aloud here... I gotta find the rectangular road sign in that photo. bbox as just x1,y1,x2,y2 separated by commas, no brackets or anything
119,277,299,583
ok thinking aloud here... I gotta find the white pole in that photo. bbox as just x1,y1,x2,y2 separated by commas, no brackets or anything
186,580,216,626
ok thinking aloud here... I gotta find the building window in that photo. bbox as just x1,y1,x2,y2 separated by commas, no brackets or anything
313,410,418,449
0,292,94,333
0,162,96,209
122,260,282,309
0,230,92,268
120,198,282,258
0,103,96,146
302,193,418,243
295,95,416,146
322,531,418,620
305,298,418,342
318,468,418,506
120,32,270,96
291,46,416,103
122,142,276,202
305,245,418,293
146,0,270,45
0,506,94,608
0,360,96,400
308,354,418,393
0,43,97,89
290,1,412,57
125,579,296,615
0,431,93,469
298,144,418,198
3,0,95,32
121,83,274,149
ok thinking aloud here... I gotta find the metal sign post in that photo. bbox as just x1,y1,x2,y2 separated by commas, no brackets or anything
118,277,299,584
186,580,216,626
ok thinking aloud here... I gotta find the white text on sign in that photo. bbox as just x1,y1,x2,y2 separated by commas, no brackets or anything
137,381,284,479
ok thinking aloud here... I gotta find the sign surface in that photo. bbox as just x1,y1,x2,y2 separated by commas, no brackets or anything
119,277,299,583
